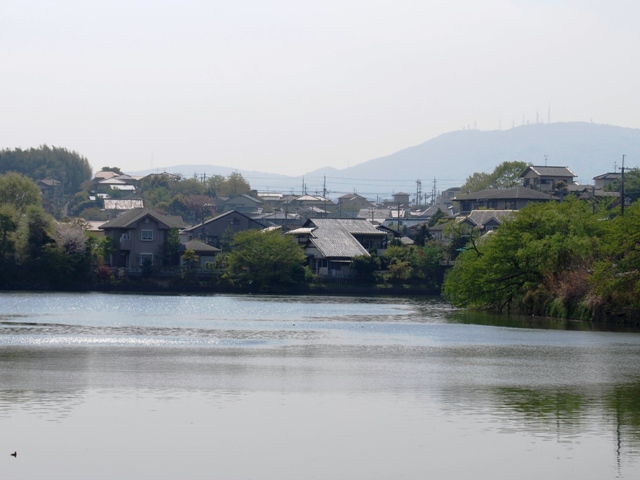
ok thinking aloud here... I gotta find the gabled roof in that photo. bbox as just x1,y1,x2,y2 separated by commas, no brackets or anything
94,171,118,180
224,194,263,204
520,165,577,178
181,240,220,254
454,186,559,201
457,210,515,228
338,193,369,202
99,208,185,230
299,218,384,258
593,172,621,180
181,209,265,232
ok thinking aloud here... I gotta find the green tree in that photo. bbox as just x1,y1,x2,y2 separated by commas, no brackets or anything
351,254,381,283
205,174,226,197
444,198,602,315
220,172,251,196
101,166,123,175
224,229,308,291
0,172,42,214
589,204,640,320
0,145,92,195
164,228,182,266
428,208,446,227
181,249,200,280
460,161,529,194
0,204,18,259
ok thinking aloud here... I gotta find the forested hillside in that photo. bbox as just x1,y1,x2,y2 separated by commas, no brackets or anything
0,145,92,194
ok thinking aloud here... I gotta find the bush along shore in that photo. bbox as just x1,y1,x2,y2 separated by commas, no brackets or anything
444,198,640,326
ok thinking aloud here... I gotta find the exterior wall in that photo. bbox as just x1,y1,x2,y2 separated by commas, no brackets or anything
460,198,548,212
105,218,167,269
310,258,353,278
522,172,573,191
186,212,264,248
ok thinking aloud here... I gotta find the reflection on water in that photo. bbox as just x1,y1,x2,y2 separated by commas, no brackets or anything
2,292,640,479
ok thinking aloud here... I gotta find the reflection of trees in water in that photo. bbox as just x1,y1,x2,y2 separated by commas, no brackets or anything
492,383,640,460
0,389,85,421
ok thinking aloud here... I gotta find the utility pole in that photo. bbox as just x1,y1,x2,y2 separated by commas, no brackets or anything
323,176,327,217
432,178,437,206
621,154,626,216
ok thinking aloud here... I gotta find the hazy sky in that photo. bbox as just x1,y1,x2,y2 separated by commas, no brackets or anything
2,0,639,176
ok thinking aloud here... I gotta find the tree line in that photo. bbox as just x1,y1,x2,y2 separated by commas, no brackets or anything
444,197,640,324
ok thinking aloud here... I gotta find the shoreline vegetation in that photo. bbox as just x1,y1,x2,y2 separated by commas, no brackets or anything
3,154,640,327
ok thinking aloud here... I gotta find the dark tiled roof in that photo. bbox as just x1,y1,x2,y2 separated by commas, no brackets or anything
302,218,384,258
521,166,577,177
458,210,515,228
593,172,621,180
454,187,559,201
182,240,220,253
99,208,185,229
182,209,265,232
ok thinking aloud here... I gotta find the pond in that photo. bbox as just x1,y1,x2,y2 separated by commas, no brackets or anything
1,292,639,479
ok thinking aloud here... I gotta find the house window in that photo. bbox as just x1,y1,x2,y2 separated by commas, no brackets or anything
120,232,130,241
229,217,239,225
140,229,154,241
139,253,153,266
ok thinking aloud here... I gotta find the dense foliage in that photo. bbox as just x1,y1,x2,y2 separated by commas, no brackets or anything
443,198,640,323
0,173,93,288
222,229,309,291
459,161,529,194
0,145,92,195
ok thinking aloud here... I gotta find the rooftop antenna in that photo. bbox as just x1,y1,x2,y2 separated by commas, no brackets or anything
544,155,548,167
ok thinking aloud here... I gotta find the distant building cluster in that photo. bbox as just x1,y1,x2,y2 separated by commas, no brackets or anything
80,163,622,279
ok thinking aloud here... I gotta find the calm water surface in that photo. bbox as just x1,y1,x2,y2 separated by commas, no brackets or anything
1,292,640,479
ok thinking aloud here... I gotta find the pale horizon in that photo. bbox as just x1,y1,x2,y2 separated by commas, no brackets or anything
2,0,639,176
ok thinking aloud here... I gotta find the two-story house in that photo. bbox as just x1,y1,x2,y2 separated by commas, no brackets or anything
99,208,185,270
181,210,266,249
287,218,387,278
453,186,559,214
520,166,577,191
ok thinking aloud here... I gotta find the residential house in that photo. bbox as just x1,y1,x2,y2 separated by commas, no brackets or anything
383,191,411,207
287,218,387,278
252,211,303,229
37,178,62,214
593,172,622,190
337,193,374,217
456,210,515,234
215,194,263,214
181,210,266,249
453,186,559,214
99,208,185,270
180,240,221,268
287,195,335,214
438,187,461,210
520,166,577,191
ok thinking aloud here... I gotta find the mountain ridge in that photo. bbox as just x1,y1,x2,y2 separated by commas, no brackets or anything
128,122,640,199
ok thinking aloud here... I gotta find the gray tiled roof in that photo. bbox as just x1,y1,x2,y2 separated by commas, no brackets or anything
521,166,577,177
182,240,220,253
458,210,515,227
303,218,383,258
99,208,185,230
454,186,559,201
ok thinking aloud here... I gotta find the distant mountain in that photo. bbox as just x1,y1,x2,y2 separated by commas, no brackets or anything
128,122,640,200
